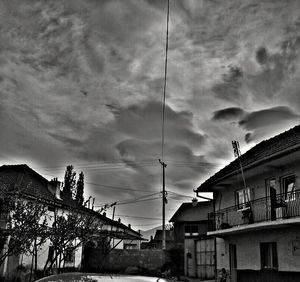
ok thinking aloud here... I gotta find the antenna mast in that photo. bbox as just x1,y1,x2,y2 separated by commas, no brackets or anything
159,0,170,250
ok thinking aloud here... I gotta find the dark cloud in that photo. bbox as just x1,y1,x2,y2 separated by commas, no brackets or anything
256,47,268,65
249,36,300,100
239,106,299,130
245,132,252,143
111,101,205,149
116,139,212,190
212,107,245,121
212,65,243,103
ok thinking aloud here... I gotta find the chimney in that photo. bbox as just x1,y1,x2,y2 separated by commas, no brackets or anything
128,224,131,229
48,178,61,200
118,218,121,223
103,212,106,217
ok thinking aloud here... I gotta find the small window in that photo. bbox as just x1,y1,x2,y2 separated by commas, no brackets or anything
282,175,296,201
236,188,251,209
184,224,199,236
261,242,278,269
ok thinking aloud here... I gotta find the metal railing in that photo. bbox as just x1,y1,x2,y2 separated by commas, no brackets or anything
208,190,300,231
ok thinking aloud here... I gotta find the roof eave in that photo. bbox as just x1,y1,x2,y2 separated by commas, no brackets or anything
196,144,300,192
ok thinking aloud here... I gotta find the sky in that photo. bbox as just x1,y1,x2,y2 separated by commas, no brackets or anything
1,0,300,230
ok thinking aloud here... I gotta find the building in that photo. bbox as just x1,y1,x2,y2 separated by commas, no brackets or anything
142,229,175,250
195,125,300,282
0,164,141,279
169,200,214,279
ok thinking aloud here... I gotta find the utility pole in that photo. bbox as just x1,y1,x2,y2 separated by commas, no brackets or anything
159,159,167,250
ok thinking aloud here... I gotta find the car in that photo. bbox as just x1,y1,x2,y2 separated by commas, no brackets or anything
35,272,171,282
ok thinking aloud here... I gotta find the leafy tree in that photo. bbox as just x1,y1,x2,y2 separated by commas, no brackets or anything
75,172,84,205
63,165,76,199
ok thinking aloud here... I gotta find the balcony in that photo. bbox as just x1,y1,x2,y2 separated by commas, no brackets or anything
208,190,300,233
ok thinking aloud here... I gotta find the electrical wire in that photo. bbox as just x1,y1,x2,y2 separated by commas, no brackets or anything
95,192,162,208
106,214,161,220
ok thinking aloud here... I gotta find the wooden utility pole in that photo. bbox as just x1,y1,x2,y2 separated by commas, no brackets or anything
159,159,167,250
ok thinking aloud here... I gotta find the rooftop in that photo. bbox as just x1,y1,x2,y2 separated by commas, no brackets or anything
196,124,300,192
169,201,213,222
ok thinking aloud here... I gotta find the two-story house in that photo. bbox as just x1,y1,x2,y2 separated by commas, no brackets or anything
169,200,214,280
195,125,300,282
0,164,141,279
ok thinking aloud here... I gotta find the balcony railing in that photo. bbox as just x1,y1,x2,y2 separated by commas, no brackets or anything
208,190,300,231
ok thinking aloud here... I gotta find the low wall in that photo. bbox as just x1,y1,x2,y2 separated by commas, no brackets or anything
104,249,167,273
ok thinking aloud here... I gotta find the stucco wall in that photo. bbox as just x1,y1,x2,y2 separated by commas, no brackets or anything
215,153,300,211
216,238,229,271
217,227,300,272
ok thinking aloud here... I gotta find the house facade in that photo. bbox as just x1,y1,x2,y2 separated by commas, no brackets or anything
169,200,214,280
195,125,300,282
0,164,141,279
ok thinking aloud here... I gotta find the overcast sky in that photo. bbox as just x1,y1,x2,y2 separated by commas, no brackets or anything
1,0,300,230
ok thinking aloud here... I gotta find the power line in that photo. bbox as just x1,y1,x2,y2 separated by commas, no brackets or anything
107,214,161,220
86,182,154,192
116,197,161,206
95,192,162,208
33,170,157,193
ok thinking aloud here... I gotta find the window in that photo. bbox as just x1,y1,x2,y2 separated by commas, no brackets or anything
236,188,251,209
64,248,75,263
184,224,199,236
282,175,296,201
124,243,138,249
260,242,278,269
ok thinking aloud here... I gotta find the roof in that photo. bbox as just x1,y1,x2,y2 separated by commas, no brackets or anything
0,164,54,200
169,201,213,222
196,124,300,192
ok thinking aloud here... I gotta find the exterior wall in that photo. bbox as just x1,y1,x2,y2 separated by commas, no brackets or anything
174,222,209,244
215,154,300,211
226,228,300,271
123,239,141,250
216,238,229,272
217,227,300,273
174,223,185,243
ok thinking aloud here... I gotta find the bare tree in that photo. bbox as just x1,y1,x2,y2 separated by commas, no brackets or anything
44,208,103,273
0,196,49,270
